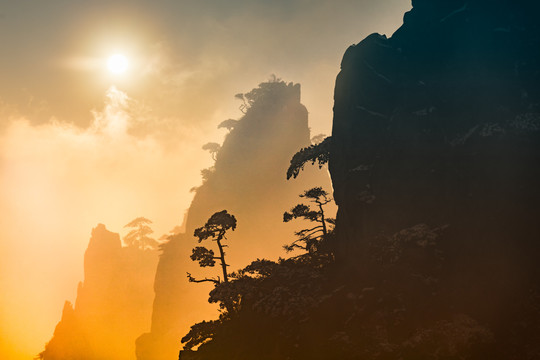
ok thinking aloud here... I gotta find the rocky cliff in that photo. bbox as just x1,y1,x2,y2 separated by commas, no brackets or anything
40,224,158,360
137,81,333,360
171,2,540,359
329,0,540,357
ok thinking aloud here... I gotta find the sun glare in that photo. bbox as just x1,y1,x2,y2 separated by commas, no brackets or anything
107,54,128,74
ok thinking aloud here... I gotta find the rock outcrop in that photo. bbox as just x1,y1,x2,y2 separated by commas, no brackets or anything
137,81,333,360
40,224,158,360
329,0,540,357
174,1,540,358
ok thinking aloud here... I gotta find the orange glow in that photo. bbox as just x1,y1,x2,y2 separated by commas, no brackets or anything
0,1,409,358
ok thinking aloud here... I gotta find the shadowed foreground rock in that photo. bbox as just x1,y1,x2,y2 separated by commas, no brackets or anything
175,1,540,359
329,0,540,357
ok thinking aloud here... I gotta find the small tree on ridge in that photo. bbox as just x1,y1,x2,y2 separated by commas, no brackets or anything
283,187,335,253
188,210,237,284
218,119,238,132
202,142,221,161
123,217,159,250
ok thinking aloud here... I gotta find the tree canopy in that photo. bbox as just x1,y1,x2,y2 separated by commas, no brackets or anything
188,210,237,285
283,187,335,253
217,119,239,132
202,142,221,161
123,217,159,250
287,136,332,180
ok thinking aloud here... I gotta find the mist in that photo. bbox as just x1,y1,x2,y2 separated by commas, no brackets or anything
0,1,411,358
0,87,208,358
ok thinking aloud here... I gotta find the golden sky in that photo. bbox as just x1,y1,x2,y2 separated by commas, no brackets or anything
0,1,410,358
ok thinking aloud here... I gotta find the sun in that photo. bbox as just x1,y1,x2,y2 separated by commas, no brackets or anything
107,54,128,74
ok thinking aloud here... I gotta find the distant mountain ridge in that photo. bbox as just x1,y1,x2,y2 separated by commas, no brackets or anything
40,224,158,360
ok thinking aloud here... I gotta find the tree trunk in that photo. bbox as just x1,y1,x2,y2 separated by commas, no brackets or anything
216,232,228,283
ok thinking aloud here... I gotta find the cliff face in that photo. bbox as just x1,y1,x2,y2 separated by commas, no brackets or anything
186,82,311,239
40,224,158,360
140,3,540,359
137,81,333,360
330,0,540,356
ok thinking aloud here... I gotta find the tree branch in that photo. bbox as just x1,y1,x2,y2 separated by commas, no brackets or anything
297,225,323,233
295,228,324,238
314,198,331,207
216,231,229,283
186,272,220,284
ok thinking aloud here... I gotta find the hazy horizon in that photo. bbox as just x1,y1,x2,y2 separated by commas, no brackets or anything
0,1,411,358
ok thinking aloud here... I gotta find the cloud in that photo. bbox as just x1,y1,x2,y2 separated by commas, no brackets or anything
0,2,412,358
1,0,410,133
0,87,212,358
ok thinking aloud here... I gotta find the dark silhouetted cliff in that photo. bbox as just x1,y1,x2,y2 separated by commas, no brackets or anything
40,224,158,360
171,1,540,359
329,0,540,357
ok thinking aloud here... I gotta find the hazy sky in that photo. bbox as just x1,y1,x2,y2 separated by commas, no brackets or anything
0,1,410,358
